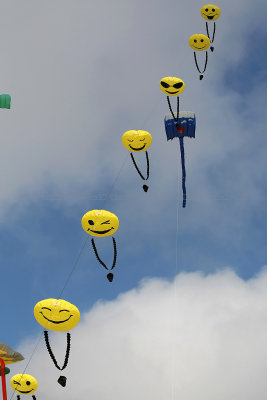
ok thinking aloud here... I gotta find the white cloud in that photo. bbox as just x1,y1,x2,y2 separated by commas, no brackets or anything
10,268,267,400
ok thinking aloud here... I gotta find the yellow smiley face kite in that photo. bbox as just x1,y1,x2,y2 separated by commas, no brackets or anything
188,34,210,51
122,130,152,152
34,298,80,332
81,210,119,238
201,4,221,21
159,77,185,96
10,374,38,395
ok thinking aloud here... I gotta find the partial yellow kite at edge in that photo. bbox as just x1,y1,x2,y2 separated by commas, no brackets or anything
0,343,24,364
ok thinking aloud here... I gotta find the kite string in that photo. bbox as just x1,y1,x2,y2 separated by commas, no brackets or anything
58,236,89,298
171,167,180,400
102,153,129,208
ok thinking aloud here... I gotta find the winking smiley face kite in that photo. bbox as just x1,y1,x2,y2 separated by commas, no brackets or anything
81,210,119,238
10,374,37,400
82,210,119,282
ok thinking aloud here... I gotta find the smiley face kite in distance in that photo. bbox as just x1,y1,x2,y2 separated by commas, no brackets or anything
200,4,221,52
188,34,210,51
10,374,38,396
188,34,211,80
34,298,80,332
200,4,221,20
122,130,152,193
82,210,119,282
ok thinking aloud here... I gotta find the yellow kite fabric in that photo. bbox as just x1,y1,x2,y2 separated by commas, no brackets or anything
0,343,24,364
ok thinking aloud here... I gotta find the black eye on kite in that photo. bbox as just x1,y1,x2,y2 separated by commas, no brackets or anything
160,81,170,88
88,220,94,225
200,39,204,42
194,39,197,43
173,82,183,89
212,8,215,11
205,8,208,11
26,381,31,386
101,220,111,225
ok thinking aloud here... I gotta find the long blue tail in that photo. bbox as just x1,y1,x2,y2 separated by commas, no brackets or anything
179,137,186,208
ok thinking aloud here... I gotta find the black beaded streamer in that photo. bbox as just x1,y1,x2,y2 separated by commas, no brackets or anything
44,330,71,371
91,237,117,272
167,96,179,123
206,21,216,51
130,151,150,181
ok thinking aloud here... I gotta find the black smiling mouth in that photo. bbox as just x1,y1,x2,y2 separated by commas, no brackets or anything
87,227,114,234
129,143,146,151
202,13,218,20
16,389,34,394
166,90,179,94
40,312,73,324
194,45,206,49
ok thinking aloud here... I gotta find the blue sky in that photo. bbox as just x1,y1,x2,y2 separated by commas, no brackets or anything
1,0,267,398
